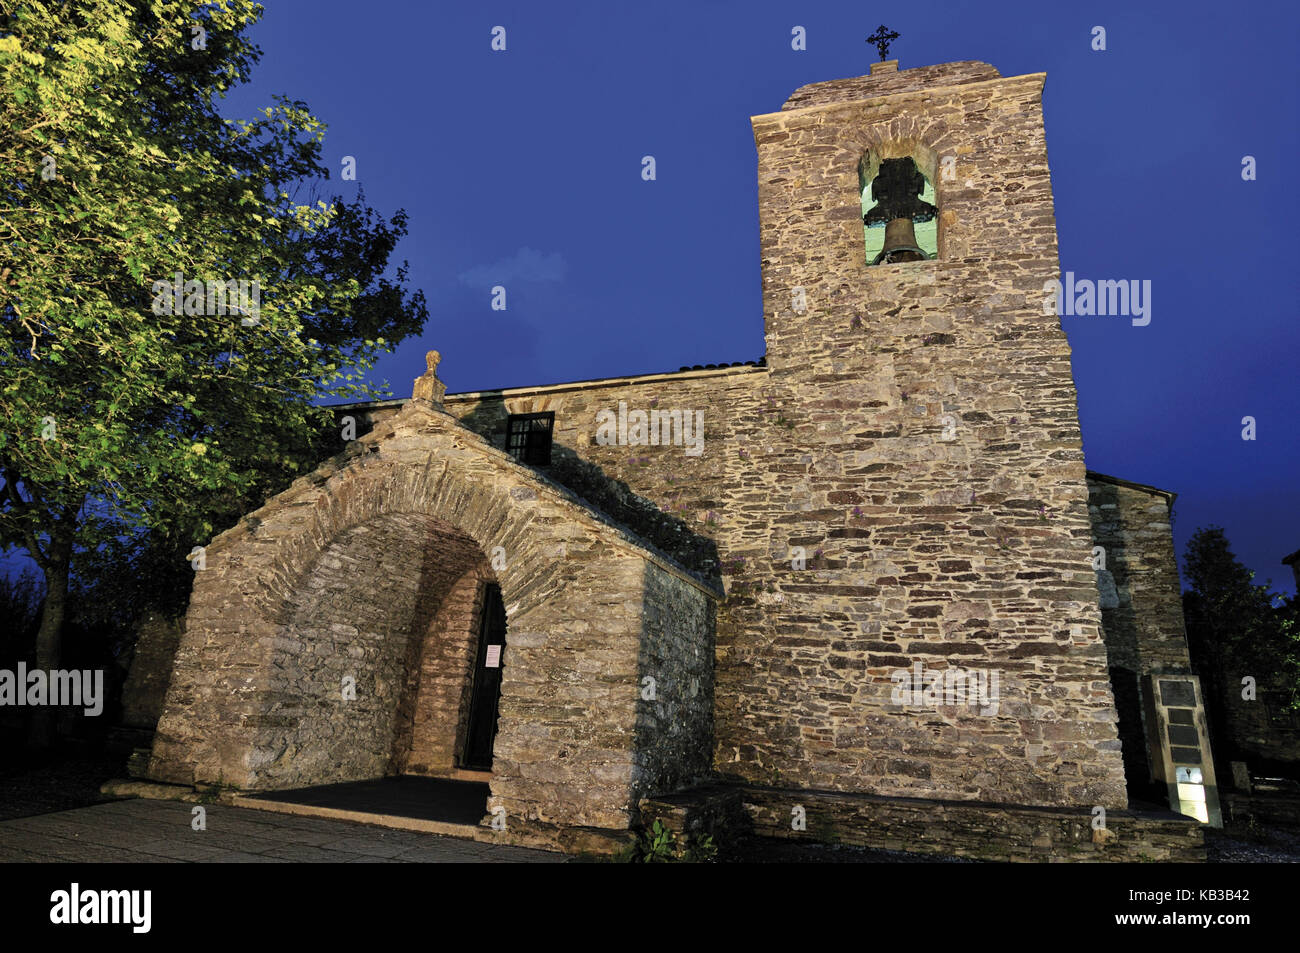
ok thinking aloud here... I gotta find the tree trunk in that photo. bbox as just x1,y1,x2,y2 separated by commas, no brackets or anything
26,555,69,749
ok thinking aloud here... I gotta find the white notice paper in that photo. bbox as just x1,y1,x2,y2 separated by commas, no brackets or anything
485,645,502,668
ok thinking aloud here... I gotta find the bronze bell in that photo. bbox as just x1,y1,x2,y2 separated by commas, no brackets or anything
865,157,935,264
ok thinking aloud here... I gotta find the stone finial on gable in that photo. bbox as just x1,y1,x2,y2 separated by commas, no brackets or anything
412,349,446,406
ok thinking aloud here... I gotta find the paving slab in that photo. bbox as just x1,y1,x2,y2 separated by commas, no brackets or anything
0,801,565,863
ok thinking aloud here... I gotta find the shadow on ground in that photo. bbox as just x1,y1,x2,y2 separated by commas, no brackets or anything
0,740,128,822
5,749,1300,862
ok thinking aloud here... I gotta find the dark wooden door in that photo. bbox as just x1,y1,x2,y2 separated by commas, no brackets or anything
462,583,507,770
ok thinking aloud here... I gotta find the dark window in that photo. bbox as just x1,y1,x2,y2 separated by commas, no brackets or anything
505,412,554,465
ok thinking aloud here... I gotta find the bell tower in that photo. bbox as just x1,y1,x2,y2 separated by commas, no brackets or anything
729,59,1131,809
752,57,1067,369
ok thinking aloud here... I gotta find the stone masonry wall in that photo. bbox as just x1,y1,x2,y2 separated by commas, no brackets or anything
1085,483,1300,772
323,60,1132,811
727,62,1127,807
1086,474,1191,789
738,786,1203,862
633,561,716,803
1086,476,1190,676
152,400,720,831
396,558,491,776
781,60,1000,112
252,514,485,788
443,366,766,582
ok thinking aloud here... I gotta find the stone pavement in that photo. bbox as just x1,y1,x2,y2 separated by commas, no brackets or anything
0,798,565,863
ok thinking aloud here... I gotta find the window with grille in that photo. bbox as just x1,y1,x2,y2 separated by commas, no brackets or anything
505,412,554,465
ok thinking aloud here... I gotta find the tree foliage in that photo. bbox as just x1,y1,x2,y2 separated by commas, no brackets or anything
1182,526,1300,755
0,0,427,729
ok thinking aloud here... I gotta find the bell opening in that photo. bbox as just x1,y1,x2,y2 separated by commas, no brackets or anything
862,156,938,266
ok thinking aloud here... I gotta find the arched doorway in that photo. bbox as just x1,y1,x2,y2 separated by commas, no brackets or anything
150,400,719,832
243,512,507,791
461,582,506,770
391,558,507,780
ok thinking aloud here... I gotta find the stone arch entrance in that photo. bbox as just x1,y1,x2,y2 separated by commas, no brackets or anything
392,555,504,779
249,511,503,790
150,391,719,831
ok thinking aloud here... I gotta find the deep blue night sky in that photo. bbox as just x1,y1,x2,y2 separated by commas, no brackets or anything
10,0,1300,595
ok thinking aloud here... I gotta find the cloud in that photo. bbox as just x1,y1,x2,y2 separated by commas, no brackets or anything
458,247,567,287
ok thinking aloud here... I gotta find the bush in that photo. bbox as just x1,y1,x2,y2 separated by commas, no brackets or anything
617,819,717,863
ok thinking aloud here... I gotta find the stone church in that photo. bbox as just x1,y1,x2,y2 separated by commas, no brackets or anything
146,58,1216,859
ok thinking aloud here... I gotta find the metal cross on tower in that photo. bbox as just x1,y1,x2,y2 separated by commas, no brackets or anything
867,25,900,61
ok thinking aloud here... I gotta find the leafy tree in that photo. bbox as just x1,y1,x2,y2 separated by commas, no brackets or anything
1182,526,1300,768
0,1,427,744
